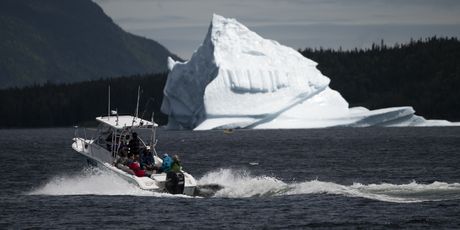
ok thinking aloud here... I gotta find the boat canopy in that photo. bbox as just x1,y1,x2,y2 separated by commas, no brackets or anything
96,115,158,130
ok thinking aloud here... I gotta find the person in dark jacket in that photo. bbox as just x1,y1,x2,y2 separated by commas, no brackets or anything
128,132,140,155
140,150,155,170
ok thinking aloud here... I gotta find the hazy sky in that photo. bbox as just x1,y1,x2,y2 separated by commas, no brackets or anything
94,0,460,59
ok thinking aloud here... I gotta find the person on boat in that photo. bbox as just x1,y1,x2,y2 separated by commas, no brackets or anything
158,153,173,173
114,152,134,174
118,144,128,157
165,154,185,194
128,132,140,155
140,150,155,170
124,134,131,144
170,155,182,173
128,154,150,177
125,153,134,166
116,135,129,154
113,149,127,165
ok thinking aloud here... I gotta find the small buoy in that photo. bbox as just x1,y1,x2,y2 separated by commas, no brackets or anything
224,128,234,134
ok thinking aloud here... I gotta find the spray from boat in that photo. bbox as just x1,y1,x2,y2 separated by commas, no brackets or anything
28,167,460,203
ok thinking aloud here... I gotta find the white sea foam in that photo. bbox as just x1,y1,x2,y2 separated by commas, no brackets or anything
198,169,460,203
27,167,181,197
199,168,287,198
28,167,460,203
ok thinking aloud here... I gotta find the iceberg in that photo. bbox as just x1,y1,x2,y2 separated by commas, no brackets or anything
161,14,455,130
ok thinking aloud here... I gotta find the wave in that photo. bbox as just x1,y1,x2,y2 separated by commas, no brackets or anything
28,167,460,203
197,169,460,203
27,167,182,198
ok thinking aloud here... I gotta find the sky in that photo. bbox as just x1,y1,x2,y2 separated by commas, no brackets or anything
94,0,460,59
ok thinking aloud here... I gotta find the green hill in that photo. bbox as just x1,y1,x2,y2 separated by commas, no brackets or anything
301,37,460,121
0,0,177,88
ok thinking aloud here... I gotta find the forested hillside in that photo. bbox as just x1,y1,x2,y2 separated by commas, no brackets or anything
301,37,460,121
0,37,459,128
0,0,177,88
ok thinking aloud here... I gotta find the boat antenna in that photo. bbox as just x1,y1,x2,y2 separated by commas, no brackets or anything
132,86,141,126
108,85,111,120
135,86,141,119
151,112,158,156
140,97,155,120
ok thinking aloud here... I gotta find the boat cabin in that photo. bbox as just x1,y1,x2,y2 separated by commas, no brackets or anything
94,115,158,158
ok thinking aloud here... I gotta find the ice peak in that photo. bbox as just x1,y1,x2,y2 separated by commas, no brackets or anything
211,13,232,27
210,14,251,40
206,15,320,74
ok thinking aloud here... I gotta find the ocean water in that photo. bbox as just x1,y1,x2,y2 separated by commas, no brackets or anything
0,127,459,229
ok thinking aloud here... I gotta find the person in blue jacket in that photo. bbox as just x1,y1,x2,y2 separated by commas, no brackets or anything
158,153,173,173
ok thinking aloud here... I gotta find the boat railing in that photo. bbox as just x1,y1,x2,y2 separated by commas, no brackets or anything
73,126,89,150
73,114,158,159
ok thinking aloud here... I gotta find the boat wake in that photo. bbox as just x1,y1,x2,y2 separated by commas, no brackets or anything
27,167,183,198
28,167,460,203
197,168,460,203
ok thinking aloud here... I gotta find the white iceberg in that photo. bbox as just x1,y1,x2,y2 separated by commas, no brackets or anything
161,14,455,130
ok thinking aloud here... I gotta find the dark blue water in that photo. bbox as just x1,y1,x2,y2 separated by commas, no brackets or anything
1,127,460,229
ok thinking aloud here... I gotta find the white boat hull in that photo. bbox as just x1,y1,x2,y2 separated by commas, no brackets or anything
72,137,197,195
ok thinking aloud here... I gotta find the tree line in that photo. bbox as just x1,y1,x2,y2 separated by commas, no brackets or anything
0,73,168,128
300,36,460,121
0,36,459,128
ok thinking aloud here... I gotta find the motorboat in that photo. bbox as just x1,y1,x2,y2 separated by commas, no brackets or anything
72,115,197,195
71,88,197,195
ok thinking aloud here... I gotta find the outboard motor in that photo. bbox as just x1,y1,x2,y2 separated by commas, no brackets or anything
165,172,185,194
